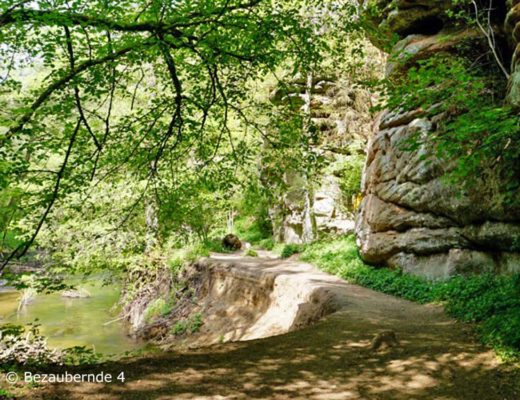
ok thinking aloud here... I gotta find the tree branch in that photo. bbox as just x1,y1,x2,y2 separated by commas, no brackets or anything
64,25,102,150
1,119,81,271
471,0,510,79
153,36,184,168
3,40,151,143
0,8,184,35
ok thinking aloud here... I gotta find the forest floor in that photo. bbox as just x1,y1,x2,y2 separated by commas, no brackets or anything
24,254,520,399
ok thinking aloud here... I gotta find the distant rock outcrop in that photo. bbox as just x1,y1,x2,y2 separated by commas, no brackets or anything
268,72,381,244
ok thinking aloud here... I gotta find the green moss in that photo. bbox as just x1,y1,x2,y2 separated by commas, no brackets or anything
301,235,520,362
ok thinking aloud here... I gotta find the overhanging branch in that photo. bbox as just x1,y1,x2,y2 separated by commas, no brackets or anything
3,40,152,143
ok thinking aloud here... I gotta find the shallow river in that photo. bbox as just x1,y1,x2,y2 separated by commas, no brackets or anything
0,278,142,355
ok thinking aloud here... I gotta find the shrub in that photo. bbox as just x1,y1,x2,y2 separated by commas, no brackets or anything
61,346,101,366
171,313,203,336
337,155,365,210
258,238,275,250
0,388,15,399
233,215,272,245
280,244,304,259
201,238,228,253
143,298,172,322
168,257,184,276
189,313,203,333
0,323,100,367
0,323,59,366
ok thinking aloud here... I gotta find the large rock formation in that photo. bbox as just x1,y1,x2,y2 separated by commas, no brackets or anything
357,0,520,279
268,74,379,244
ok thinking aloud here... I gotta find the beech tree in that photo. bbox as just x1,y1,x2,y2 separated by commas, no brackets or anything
0,0,357,267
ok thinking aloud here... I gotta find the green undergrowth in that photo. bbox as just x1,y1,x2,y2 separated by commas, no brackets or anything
144,298,174,323
233,215,273,248
171,313,203,336
300,235,520,362
280,243,305,259
167,239,229,274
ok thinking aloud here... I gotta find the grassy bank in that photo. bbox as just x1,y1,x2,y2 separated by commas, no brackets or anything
298,236,520,362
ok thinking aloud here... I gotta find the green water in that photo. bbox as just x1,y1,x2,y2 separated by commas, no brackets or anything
0,278,141,355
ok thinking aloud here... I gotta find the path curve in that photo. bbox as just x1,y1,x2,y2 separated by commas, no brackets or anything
29,253,520,399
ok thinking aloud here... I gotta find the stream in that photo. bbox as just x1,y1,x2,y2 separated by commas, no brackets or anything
0,277,142,355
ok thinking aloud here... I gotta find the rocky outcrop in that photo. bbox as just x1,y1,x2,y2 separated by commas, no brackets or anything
357,0,520,279
269,74,378,243
269,169,317,244
268,168,357,244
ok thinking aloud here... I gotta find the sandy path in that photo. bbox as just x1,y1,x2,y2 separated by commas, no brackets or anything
27,254,520,399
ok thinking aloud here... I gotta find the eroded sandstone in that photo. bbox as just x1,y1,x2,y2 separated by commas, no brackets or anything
135,253,348,347
357,0,520,278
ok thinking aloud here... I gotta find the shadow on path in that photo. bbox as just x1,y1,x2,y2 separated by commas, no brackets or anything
25,254,520,399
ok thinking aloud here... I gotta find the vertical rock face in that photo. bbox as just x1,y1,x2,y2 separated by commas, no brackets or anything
506,0,520,107
269,76,377,244
357,0,520,279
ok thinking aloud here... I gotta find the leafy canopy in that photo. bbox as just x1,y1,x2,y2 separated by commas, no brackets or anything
0,0,359,267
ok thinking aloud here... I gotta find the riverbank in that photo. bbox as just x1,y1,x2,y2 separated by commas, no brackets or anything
0,278,141,355
11,253,520,400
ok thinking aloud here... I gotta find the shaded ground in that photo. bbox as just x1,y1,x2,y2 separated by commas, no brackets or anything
22,255,520,399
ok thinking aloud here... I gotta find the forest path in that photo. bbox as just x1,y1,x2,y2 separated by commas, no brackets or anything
30,253,520,400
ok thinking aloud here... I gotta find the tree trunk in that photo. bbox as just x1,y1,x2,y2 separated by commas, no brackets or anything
301,72,316,243
144,195,159,253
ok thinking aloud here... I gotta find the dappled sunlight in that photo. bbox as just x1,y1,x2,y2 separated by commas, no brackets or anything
1,1,519,400
30,307,520,399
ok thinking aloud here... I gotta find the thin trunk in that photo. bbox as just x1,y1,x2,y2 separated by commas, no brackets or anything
227,209,235,233
301,72,316,243
144,161,159,253
144,196,159,253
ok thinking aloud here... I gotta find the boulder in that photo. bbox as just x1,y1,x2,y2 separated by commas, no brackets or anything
506,1,520,108
222,234,242,251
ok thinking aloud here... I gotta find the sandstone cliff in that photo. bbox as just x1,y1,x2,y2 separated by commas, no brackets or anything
506,0,520,106
356,0,520,279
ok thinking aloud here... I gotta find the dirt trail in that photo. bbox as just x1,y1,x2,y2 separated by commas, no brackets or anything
29,254,520,399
